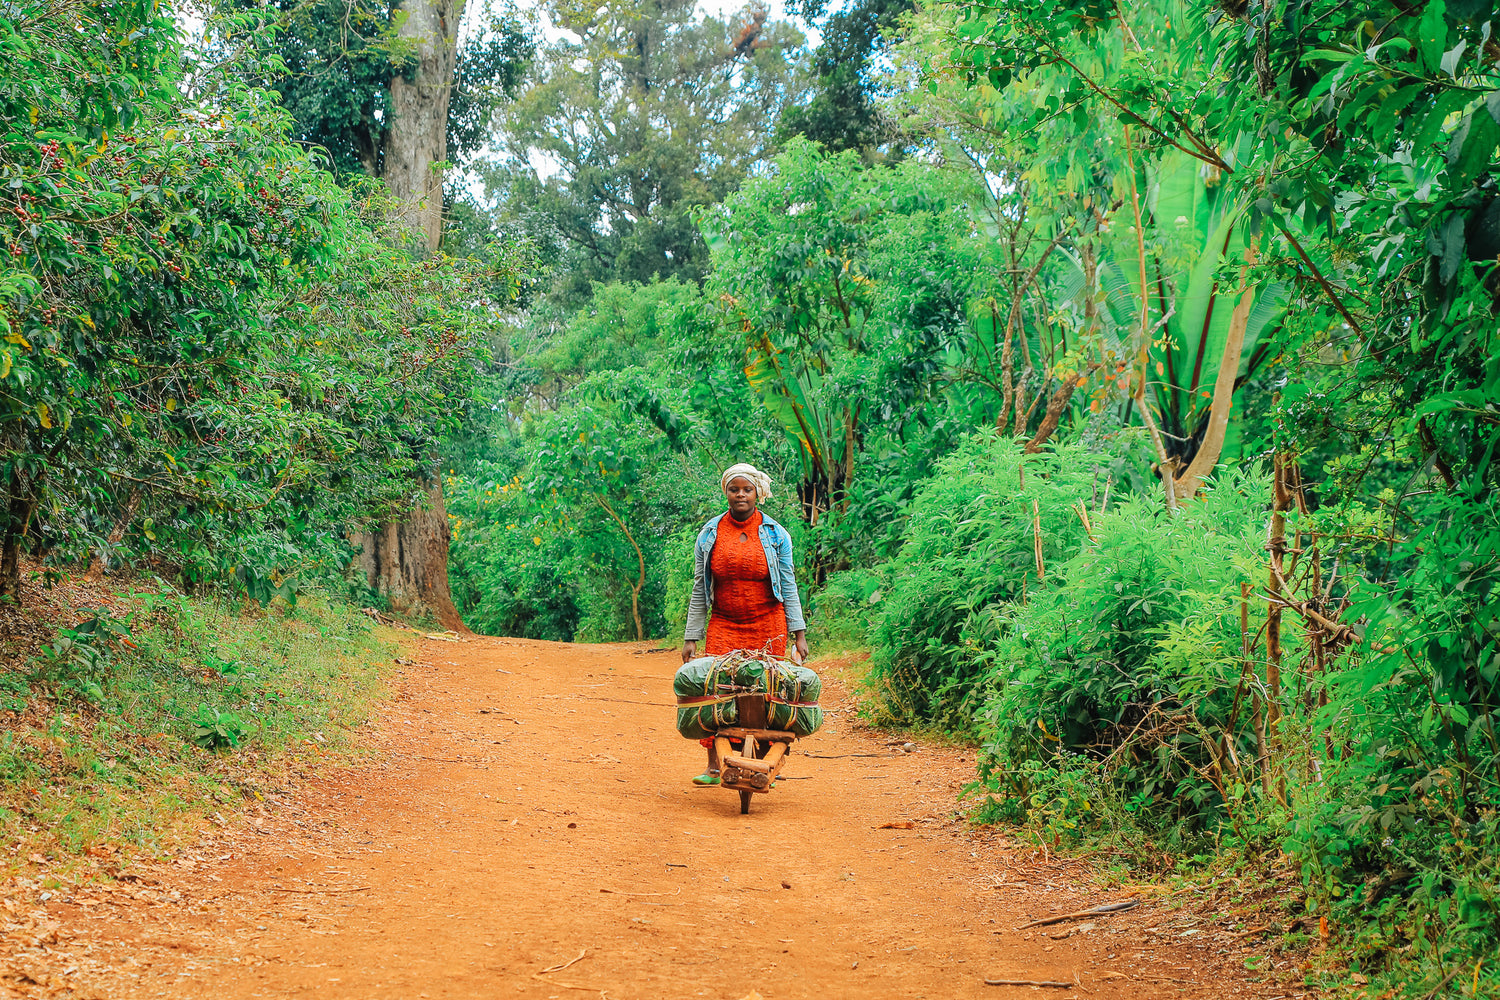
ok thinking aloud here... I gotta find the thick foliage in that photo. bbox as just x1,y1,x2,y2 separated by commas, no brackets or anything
0,1,526,601
970,474,1271,841
867,433,1128,728
480,0,810,301
446,279,803,641
243,0,532,177
782,0,915,154
872,0,1500,987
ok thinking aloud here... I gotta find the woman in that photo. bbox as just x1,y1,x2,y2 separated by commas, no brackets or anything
681,463,808,785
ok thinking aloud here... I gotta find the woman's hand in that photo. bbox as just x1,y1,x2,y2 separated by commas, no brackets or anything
681,640,698,663
793,630,808,664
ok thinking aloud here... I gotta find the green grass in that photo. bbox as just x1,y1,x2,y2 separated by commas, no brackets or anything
0,586,411,880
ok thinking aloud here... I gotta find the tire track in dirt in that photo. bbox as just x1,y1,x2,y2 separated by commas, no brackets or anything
2,637,1263,999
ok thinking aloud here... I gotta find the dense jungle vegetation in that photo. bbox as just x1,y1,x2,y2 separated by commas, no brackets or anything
3,0,1499,992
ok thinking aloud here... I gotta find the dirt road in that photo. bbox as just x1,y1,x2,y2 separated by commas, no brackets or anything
2,637,1261,999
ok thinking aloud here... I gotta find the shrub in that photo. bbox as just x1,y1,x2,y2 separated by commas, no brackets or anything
866,432,1113,729
809,567,884,651
969,468,1273,845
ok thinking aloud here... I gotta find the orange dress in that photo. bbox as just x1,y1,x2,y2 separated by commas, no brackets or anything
704,509,787,657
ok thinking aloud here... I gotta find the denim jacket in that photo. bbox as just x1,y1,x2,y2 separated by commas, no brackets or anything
683,509,807,642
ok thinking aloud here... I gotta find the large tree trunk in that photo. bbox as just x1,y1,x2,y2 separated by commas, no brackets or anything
1,493,31,601
386,0,462,251
353,482,466,632
357,0,468,630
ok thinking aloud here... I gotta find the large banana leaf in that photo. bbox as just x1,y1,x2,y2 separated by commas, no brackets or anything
743,331,832,482
1095,150,1286,447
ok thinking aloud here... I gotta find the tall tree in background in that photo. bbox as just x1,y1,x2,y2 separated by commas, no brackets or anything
479,0,810,303
780,0,913,156
255,0,531,627
257,0,530,187
384,0,461,246
350,0,467,629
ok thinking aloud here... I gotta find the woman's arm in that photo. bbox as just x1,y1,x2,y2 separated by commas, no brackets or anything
777,528,808,660
683,534,710,662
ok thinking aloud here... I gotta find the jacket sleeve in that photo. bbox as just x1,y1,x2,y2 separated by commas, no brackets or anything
684,533,710,642
778,528,807,635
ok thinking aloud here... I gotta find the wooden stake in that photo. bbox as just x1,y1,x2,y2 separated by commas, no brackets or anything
1033,498,1045,582
1265,452,1289,805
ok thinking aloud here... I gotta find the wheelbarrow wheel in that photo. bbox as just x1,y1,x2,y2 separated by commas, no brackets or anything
737,735,763,815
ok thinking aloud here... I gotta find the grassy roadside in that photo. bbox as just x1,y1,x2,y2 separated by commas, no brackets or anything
0,569,413,886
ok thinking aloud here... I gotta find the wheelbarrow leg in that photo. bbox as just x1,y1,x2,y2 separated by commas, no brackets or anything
739,788,751,815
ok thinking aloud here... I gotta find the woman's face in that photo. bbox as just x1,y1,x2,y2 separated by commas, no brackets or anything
725,477,758,518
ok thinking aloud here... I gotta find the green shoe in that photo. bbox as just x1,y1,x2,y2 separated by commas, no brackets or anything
692,771,721,786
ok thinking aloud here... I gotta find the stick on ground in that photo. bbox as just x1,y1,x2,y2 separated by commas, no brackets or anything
538,949,587,974
1016,898,1140,929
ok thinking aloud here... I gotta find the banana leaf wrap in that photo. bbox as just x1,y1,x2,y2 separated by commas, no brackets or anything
673,653,823,739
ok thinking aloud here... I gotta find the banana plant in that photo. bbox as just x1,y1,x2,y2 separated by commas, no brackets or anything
1062,148,1287,499
741,328,860,527
1143,152,1287,477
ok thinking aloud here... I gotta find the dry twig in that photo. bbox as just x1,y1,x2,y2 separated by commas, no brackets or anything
1016,898,1140,929
538,950,587,975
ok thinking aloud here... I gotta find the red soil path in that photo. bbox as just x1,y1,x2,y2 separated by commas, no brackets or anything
1,637,1268,999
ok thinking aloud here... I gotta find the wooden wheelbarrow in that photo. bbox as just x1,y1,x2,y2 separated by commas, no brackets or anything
713,693,796,815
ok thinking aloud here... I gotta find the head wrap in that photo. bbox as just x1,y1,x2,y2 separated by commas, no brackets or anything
720,463,772,501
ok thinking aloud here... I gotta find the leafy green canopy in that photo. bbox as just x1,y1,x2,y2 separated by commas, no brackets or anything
475,0,811,303
867,434,1128,728
235,0,533,178
862,0,1500,982
0,1,528,601
447,277,789,641
781,0,916,155
940,0,1500,492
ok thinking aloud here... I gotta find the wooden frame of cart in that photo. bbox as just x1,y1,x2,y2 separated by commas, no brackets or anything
714,693,797,814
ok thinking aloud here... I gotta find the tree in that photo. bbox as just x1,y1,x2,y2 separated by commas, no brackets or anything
896,1,1302,499
445,279,750,643
383,0,461,247
251,0,536,628
342,0,473,629
251,0,531,185
479,0,810,302
705,140,1007,576
781,0,914,156
0,1,526,606
930,0,1500,506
